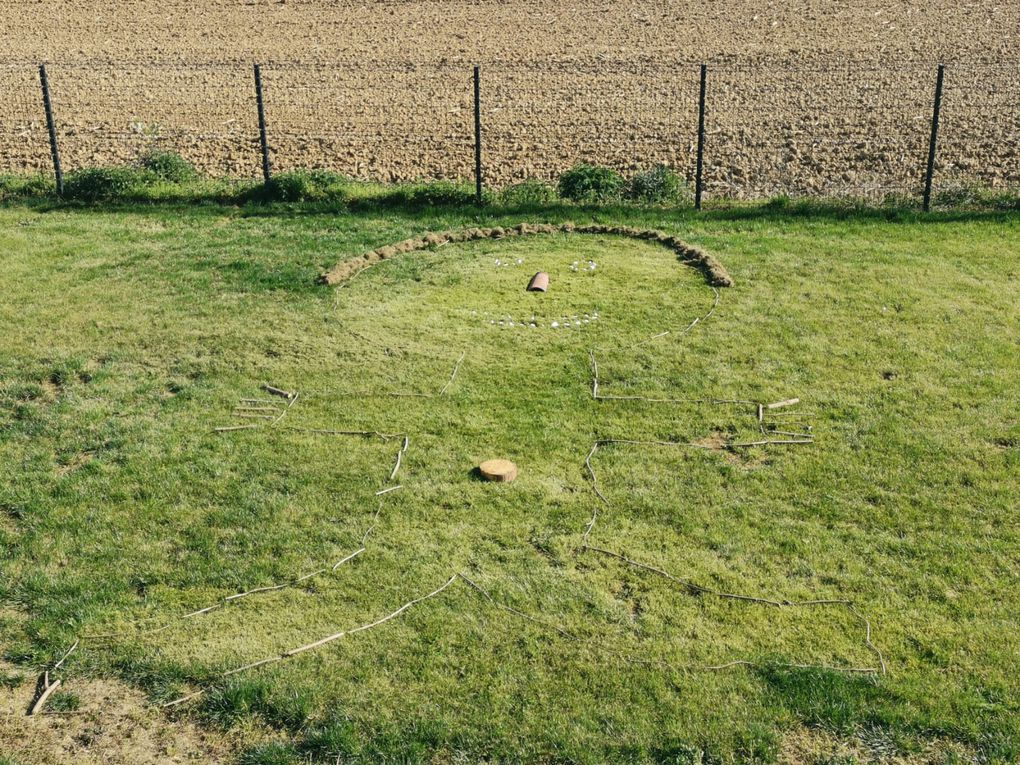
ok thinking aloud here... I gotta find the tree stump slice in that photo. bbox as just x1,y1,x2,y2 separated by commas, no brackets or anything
479,459,518,483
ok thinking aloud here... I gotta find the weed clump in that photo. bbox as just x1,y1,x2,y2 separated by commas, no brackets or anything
63,167,147,202
557,163,625,202
625,165,691,205
259,169,350,204
139,150,197,183
499,180,558,207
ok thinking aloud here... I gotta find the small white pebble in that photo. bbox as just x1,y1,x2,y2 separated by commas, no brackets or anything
551,321,559,328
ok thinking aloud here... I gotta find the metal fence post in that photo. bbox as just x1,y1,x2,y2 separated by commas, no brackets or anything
253,63,272,184
473,65,483,205
38,64,63,195
694,63,708,210
923,64,946,212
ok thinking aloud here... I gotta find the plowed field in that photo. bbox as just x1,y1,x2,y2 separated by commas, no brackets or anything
1,1,1018,196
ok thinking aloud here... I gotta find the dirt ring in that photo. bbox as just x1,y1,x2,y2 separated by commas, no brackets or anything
320,223,733,288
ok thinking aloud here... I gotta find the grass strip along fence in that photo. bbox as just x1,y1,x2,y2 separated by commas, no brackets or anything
3,58,1019,208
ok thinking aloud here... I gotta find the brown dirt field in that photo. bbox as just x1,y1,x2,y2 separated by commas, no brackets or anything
0,1,1017,197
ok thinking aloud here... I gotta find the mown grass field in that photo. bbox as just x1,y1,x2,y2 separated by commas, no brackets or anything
1,199,1018,764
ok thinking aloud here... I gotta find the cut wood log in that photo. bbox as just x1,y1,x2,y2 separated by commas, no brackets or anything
526,272,549,292
479,459,518,482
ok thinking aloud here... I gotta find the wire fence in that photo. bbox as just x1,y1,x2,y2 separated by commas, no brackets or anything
1,57,1017,204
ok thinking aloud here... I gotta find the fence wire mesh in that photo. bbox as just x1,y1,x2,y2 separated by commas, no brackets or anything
1,57,1017,201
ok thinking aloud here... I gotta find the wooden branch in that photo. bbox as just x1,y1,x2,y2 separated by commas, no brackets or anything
767,397,801,409
284,574,458,657
29,678,61,715
263,384,296,399
438,352,466,396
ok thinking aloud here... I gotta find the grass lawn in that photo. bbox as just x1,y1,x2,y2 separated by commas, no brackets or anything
1,199,1018,764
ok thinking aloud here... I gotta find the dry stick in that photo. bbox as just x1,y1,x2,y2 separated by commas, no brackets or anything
213,424,258,433
284,574,458,657
388,436,410,482
620,286,720,352
164,574,461,707
581,508,598,546
463,572,881,675
263,384,295,399
283,426,404,440
767,397,801,409
438,352,466,396
51,640,78,672
375,485,401,496
583,546,884,673
29,679,62,716
727,438,813,448
458,574,579,641
268,392,299,427
97,497,386,641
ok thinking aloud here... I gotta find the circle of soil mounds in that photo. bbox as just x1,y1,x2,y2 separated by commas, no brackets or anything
319,222,733,289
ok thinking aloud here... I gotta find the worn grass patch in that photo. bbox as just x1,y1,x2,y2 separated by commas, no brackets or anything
1,203,1018,764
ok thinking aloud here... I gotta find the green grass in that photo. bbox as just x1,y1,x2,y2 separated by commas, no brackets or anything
1,199,1018,764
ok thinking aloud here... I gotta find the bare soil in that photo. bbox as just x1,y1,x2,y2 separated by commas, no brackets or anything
0,1,1016,196
0,661,235,765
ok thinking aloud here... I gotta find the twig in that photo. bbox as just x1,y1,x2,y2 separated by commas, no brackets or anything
388,436,409,482
161,689,204,708
581,508,598,545
375,485,401,496
181,604,222,620
283,574,458,657
584,442,609,504
214,424,258,433
268,392,299,427
52,640,78,672
439,352,466,396
332,546,366,571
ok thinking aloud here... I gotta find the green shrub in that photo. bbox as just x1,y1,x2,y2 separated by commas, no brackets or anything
557,163,624,203
139,150,196,183
625,165,691,205
63,167,147,202
499,180,558,207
